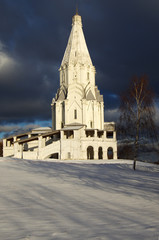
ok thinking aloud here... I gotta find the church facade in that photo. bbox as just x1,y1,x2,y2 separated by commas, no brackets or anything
52,13,104,130
3,13,117,160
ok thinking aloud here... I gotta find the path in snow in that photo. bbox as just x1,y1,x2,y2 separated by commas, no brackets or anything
0,158,159,240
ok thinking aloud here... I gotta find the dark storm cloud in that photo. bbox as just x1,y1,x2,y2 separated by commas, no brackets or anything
89,1,159,93
0,0,159,130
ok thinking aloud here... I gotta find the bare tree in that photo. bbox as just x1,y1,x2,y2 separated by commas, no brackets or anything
119,75,157,170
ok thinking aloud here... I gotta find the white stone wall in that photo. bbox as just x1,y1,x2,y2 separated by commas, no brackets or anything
3,126,117,160
3,146,14,157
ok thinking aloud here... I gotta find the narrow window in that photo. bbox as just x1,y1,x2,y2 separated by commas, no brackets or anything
90,121,93,128
87,72,89,80
62,71,65,83
87,146,94,159
107,147,113,159
74,109,77,119
107,131,113,138
68,152,71,159
98,147,103,159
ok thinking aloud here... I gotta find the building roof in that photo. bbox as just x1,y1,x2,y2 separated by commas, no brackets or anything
61,13,93,67
4,132,30,140
64,123,86,126
18,136,38,144
62,122,85,131
31,127,52,134
17,130,60,144
62,126,83,131
104,122,116,131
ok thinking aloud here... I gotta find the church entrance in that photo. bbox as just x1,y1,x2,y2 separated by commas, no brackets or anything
107,147,113,159
87,146,94,159
98,147,103,159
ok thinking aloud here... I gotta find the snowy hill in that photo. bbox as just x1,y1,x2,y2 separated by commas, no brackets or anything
0,158,159,240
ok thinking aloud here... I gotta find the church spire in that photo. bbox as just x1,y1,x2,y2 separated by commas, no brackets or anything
61,12,92,67
52,12,104,131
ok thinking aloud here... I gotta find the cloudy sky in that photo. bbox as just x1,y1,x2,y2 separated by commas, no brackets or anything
0,0,159,138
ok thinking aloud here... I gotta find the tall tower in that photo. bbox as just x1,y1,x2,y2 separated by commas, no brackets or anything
51,12,104,130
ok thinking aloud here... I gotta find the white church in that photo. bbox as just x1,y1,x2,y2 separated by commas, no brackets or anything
3,12,117,160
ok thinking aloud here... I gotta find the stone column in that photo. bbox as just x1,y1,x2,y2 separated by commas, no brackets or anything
14,142,18,158
103,149,108,160
38,136,45,149
3,139,6,147
113,146,118,159
94,130,97,138
94,146,98,160
74,130,79,139
7,140,11,147
38,136,45,159
102,131,105,139
101,102,104,129
113,131,116,140
60,130,64,139
20,144,23,159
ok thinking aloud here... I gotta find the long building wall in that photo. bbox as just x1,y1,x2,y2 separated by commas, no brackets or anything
3,125,117,160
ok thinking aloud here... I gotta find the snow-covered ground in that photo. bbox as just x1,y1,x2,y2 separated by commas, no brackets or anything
0,158,158,240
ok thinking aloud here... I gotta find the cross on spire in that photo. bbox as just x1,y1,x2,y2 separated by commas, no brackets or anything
76,3,79,15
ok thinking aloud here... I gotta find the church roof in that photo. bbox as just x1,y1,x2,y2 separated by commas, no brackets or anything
61,13,92,66
62,122,86,130
86,90,96,100
31,127,52,133
62,126,83,131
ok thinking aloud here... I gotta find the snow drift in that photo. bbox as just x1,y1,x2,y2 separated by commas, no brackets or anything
0,158,158,240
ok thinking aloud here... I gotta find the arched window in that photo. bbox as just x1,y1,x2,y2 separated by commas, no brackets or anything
87,146,94,159
107,147,113,159
98,147,103,159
